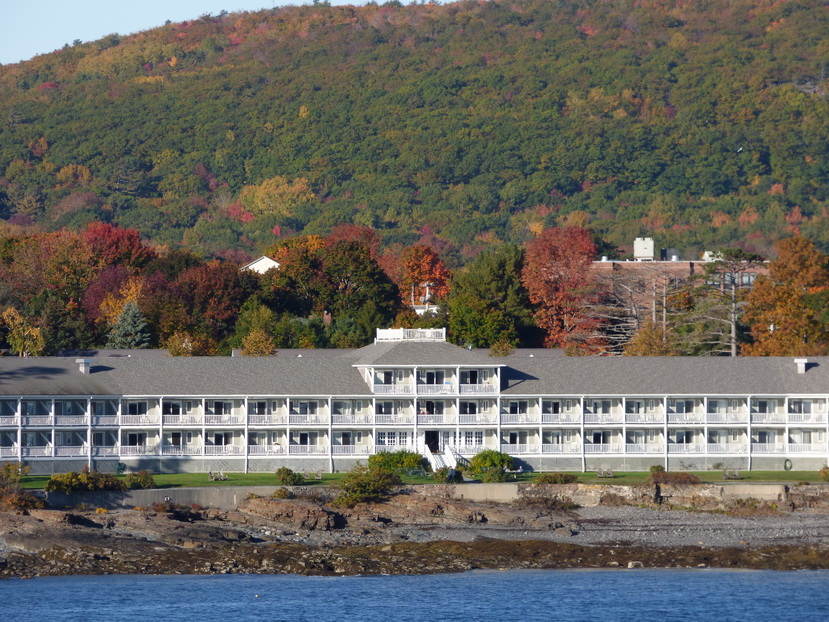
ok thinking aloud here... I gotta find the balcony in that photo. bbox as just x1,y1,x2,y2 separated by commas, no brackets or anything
751,443,786,454
332,414,372,425
707,443,748,454
584,413,623,424
92,416,119,426
0,446,19,458
458,413,497,425
0,416,19,426
788,443,826,454
459,384,497,395
417,384,455,396
121,415,159,426
205,414,245,425
204,445,245,456
288,414,328,426
541,444,581,454
788,413,828,424
92,446,119,457
667,443,705,454
375,414,414,425
625,413,664,424
625,443,664,454
120,445,158,456
21,446,51,457
667,413,704,424
332,445,374,455
706,413,748,424
542,413,581,424
751,413,786,424
287,445,327,455
500,443,539,454
417,414,456,425
248,445,285,455
161,445,203,456
22,416,51,426
451,444,487,455
373,384,414,395
54,416,88,427
249,414,287,426
501,414,540,425
55,446,87,457
584,443,623,454
163,415,202,425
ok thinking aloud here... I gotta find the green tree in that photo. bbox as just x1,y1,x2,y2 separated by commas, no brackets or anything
106,301,152,349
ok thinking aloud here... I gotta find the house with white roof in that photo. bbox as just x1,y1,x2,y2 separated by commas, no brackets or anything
0,328,827,474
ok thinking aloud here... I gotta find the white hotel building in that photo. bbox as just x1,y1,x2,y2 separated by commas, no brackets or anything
1,328,827,474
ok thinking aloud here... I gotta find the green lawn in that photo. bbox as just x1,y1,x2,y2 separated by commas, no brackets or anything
18,470,824,490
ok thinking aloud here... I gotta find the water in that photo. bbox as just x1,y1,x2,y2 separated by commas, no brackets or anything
1,569,828,621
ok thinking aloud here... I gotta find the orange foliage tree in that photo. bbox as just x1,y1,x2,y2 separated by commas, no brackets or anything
398,245,451,305
742,237,829,356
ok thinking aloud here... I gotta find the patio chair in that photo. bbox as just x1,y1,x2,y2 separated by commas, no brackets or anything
208,470,215,481
218,470,227,481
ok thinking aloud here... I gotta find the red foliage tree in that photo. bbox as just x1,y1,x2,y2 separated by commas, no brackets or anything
521,227,600,350
326,224,381,259
398,245,451,305
81,221,156,271
174,260,252,339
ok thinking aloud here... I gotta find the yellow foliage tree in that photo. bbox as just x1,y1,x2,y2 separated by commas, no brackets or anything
241,329,276,356
1,308,45,357
98,276,146,326
240,175,315,219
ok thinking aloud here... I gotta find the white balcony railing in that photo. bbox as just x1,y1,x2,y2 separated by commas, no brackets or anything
0,416,19,426
667,413,705,424
22,416,51,426
0,447,19,458
625,413,664,424
248,445,285,455
542,413,581,424
21,446,51,457
332,414,372,425
788,443,826,454
459,384,497,395
706,413,748,424
161,445,203,456
584,443,624,454
373,384,414,395
625,443,664,454
541,444,582,454
332,445,374,455
751,413,786,424
163,415,203,425
667,443,705,454
92,416,118,426
120,445,158,456
375,414,414,425
54,416,88,426
500,443,539,454
92,446,119,457
458,414,498,425
204,445,244,456
501,414,540,424
249,415,287,425
417,384,455,395
204,415,245,425
287,445,327,455
288,415,328,425
584,414,624,424
121,416,159,426
751,443,786,454
55,446,87,457
788,413,828,424
707,443,748,454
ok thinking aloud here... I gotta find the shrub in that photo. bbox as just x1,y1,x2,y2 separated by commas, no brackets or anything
534,472,578,485
276,467,304,486
95,507,109,514
432,466,463,483
469,449,514,476
368,450,424,472
480,467,509,483
271,487,294,499
649,464,665,474
0,462,44,510
650,471,701,485
45,468,127,493
125,470,155,489
332,464,402,508
819,465,829,482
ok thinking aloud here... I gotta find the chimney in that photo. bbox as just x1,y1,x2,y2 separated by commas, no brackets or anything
794,358,808,374
75,358,92,374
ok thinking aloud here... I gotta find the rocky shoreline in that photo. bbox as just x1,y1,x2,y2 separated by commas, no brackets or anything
3,484,829,579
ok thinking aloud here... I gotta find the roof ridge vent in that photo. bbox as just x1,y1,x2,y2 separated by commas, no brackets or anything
375,328,446,343
794,358,809,374
75,358,93,374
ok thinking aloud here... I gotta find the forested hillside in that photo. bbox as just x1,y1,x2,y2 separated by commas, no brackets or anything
1,0,829,261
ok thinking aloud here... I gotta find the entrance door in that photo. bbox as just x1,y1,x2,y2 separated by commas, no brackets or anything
425,430,440,452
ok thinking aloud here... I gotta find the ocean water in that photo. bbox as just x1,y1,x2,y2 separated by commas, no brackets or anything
1,569,828,621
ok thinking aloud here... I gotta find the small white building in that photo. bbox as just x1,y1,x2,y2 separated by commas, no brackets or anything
241,256,280,274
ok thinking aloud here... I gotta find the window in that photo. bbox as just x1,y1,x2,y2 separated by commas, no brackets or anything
171,432,182,446
424,401,444,415
626,401,642,414
377,432,387,445
565,430,573,443
460,402,477,415
544,430,561,444
127,401,147,416
460,370,479,385
356,401,363,411
542,401,561,414
376,401,394,415
565,400,573,411
756,400,769,414
648,400,656,411
186,432,193,443
355,431,363,443
163,401,181,416
297,401,317,416
509,401,528,415
93,432,104,445
248,401,267,415
420,370,445,385
789,401,811,414
186,401,193,412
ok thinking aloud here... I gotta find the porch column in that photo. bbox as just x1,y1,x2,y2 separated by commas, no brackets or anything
663,396,668,470
87,397,93,471
580,396,586,472
328,396,333,473
747,395,752,471
244,397,249,474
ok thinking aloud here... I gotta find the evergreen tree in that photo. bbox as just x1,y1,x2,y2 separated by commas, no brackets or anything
106,302,152,349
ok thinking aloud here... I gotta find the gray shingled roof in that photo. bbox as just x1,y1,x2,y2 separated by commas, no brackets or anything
344,340,501,367
501,357,829,396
